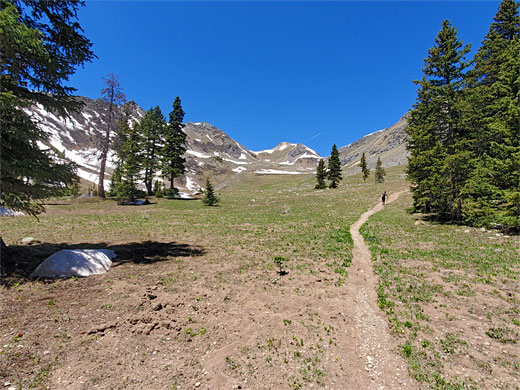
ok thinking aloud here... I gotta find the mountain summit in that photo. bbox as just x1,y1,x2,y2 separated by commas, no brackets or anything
29,97,409,193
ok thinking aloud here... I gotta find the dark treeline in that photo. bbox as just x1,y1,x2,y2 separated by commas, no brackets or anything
407,0,519,231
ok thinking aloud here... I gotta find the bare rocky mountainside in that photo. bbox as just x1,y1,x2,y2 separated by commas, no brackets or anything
29,97,408,194
338,113,409,172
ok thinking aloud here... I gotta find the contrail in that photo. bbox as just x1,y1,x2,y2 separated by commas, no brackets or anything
305,132,322,143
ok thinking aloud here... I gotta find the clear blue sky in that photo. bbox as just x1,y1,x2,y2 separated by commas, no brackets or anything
69,1,502,156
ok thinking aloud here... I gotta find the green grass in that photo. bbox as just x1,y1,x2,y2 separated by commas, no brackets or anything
361,192,520,389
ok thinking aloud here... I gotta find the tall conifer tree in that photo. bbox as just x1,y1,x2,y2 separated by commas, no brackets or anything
327,144,342,189
141,106,166,195
315,159,327,189
111,112,142,204
0,1,94,215
462,0,520,229
162,97,186,198
407,20,471,221
360,153,370,180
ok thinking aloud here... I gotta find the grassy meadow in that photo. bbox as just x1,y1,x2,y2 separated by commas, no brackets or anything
362,193,520,389
1,166,518,389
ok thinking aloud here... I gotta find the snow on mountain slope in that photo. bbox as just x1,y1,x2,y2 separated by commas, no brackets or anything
254,142,321,168
27,95,409,194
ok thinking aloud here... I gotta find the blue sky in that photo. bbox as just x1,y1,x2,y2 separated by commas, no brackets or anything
70,1,502,156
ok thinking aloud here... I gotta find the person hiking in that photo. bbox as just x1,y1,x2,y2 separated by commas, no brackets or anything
382,191,387,205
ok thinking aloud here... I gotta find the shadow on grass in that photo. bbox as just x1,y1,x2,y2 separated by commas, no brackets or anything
0,240,205,285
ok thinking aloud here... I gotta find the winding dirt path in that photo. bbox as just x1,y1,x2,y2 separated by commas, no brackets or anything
345,190,413,389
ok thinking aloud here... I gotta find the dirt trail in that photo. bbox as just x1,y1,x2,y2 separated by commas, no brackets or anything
345,190,413,389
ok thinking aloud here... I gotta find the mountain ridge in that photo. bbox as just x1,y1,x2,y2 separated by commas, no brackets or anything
30,97,409,193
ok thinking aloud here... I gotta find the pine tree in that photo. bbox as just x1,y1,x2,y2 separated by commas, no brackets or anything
327,144,342,189
202,178,219,206
374,157,386,183
141,106,167,195
360,152,370,180
406,20,471,221
162,97,187,198
315,159,327,189
98,74,126,198
0,1,95,215
462,0,520,229
111,113,142,204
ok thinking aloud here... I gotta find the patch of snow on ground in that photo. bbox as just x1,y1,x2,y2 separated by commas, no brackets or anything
0,207,25,217
304,146,320,156
195,139,202,142
235,142,250,155
239,153,247,160
279,144,288,151
198,161,204,166
213,151,220,156
233,167,247,173
206,134,213,142
253,148,275,154
223,158,249,165
186,150,211,158
77,168,100,184
255,169,304,175
82,112,93,121
178,192,192,199
294,154,320,161
185,176,199,191
279,161,294,166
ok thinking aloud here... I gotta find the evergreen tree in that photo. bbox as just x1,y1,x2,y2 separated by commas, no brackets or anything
98,73,126,198
162,97,186,198
374,157,386,183
0,0,95,215
406,20,471,221
202,178,219,206
141,106,166,195
315,159,327,189
111,113,142,204
360,152,370,180
462,0,520,229
327,144,342,189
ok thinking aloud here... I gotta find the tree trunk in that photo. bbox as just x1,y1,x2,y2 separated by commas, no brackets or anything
98,126,110,198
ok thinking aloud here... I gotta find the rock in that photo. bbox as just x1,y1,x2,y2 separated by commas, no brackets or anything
195,382,201,387
30,249,116,278
21,237,36,244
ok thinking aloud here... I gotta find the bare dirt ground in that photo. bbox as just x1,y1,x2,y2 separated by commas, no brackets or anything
1,190,414,390
346,190,412,390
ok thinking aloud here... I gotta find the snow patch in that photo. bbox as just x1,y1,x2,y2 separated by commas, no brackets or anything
186,150,211,158
233,167,247,173
223,158,249,165
255,169,304,175
254,148,275,154
185,176,199,191
195,139,202,142
279,144,288,151
239,153,247,160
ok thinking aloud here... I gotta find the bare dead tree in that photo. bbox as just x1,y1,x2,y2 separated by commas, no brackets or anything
98,73,126,198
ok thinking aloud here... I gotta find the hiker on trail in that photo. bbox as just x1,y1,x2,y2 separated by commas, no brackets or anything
382,191,387,205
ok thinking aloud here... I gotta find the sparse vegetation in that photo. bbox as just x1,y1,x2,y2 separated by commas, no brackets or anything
362,191,519,388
